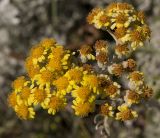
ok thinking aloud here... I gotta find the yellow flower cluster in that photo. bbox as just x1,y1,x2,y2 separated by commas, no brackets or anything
8,38,71,119
87,2,150,51
8,2,153,122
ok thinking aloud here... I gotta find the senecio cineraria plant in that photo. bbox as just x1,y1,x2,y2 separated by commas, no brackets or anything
8,2,153,129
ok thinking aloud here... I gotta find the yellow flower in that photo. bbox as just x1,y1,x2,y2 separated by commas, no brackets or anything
116,104,138,121
12,76,26,92
27,67,40,79
40,38,56,49
15,103,35,120
87,8,103,26
129,25,150,50
96,52,108,70
114,27,131,44
46,95,66,115
92,10,110,29
53,76,72,94
65,67,84,85
124,90,141,106
128,71,144,89
79,45,92,55
72,100,95,117
30,45,46,65
18,86,33,105
47,57,63,72
30,45,45,58
104,82,121,98
25,57,40,78
99,14,110,27
79,45,95,63
114,27,127,39
41,69,54,82
115,44,129,58
8,92,18,108
93,10,109,29
100,103,114,117
31,87,51,107
47,47,70,72
130,27,145,50
35,68,54,88
72,86,95,103
105,3,135,28
98,75,111,90
25,56,34,70
110,13,130,29
49,46,64,58
82,74,99,93
122,59,136,71
108,63,124,76
95,40,108,53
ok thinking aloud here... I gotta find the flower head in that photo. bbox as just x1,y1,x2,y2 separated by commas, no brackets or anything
25,57,40,78
65,67,84,85
128,71,144,89
95,40,108,53
47,46,71,72
72,101,95,117
115,44,129,58
122,59,136,71
40,38,56,49
114,27,127,39
30,45,46,65
50,46,64,58
72,86,94,102
36,68,54,88
116,104,138,121
130,28,145,50
124,90,141,106
46,95,66,115
87,8,103,25
31,88,51,107
18,86,33,105
108,63,124,76
15,103,35,120
47,57,63,72
8,92,18,108
53,76,72,94
12,76,27,92
79,45,95,63
82,74,99,93
100,103,114,117
104,82,121,98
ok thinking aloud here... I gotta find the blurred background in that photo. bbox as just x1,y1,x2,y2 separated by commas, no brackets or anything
0,0,160,138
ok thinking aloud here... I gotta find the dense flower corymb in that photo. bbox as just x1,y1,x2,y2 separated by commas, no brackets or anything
87,2,150,51
8,2,152,122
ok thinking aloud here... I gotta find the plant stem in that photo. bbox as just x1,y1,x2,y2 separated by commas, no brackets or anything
107,29,121,45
